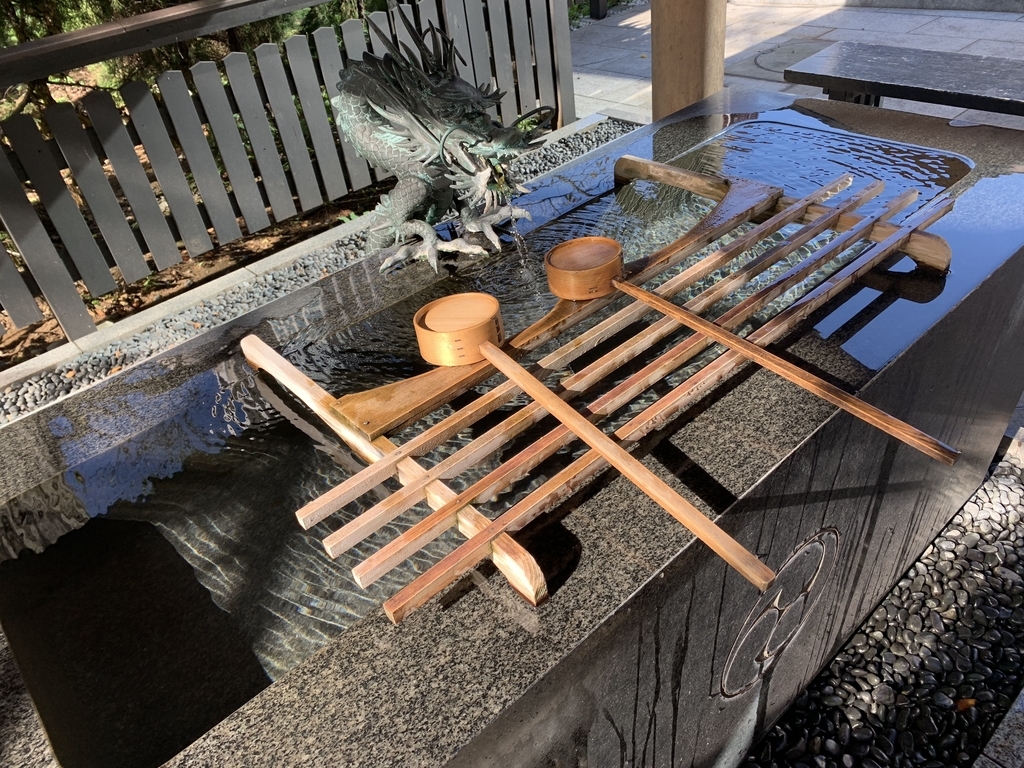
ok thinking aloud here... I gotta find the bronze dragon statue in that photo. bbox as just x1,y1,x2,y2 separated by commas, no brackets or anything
333,16,554,271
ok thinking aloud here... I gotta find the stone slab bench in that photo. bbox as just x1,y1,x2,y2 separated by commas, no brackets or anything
784,41,1024,116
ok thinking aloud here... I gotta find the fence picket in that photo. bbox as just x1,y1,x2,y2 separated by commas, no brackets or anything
463,0,492,92
223,51,297,221
311,27,373,191
190,61,271,234
442,0,475,82
82,91,182,270
341,18,367,63
120,81,213,257
485,0,519,124
157,70,243,244
508,0,537,114
0,150,95,340
530,0,557,113
45,103,151,284
254,43,322,212
285,35,347,201
348,17,392,181
367,11,391,55
393,5,420,65
547,0,575,125
0,204,45,328
417,0,441,33
2,114,117,297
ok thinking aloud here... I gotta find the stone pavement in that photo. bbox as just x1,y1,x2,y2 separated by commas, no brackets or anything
570,1,1024,130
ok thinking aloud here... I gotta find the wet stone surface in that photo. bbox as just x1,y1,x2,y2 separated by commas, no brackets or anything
743,451,1024,768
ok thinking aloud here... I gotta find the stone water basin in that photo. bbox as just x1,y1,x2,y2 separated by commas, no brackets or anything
2,90,1024,767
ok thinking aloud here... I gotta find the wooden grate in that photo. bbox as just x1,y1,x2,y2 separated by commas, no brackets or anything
242,155,957,624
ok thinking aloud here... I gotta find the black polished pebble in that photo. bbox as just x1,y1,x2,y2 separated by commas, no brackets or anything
743,451,1024,768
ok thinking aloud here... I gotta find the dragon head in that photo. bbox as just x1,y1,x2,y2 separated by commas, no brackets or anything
440,106,557,208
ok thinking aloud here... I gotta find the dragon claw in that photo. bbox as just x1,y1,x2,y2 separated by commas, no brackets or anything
460,204,532,251
378,219,488,273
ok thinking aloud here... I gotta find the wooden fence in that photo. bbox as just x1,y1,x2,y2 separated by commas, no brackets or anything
0,0,575,342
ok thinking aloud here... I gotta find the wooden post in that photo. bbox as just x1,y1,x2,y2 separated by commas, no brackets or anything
651,0,727,120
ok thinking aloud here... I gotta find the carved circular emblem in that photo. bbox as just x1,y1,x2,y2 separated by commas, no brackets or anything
721,528,840,698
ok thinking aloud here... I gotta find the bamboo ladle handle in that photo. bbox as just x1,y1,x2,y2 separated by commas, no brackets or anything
478,341,776,592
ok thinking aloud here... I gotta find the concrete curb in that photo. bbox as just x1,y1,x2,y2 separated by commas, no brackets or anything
0,214,370,394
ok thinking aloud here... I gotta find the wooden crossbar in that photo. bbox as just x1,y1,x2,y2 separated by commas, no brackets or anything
615,280,960,465
479,342,776,590
315,176,866,553
295,172,799,528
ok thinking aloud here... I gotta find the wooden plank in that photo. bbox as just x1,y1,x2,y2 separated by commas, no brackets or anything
45,102,151,284
322,176,845,541
81,91,182,271
482,342,776,586
485,0,519,125
678,180,888,318
0,0,341,91
529,0,557,113
381,336,776,623
311,26,374,191
615,155,953,272
507,0,537,113
120,81,213,257
156,70,244,244
354,176,858,586
254,43,322,212
0,150,95,340
316,377,557,538
190,60,271,234
319,176,865,543
547,0,575,125
2,114,117,296
461,0,491,91
223,51,297,221
238,334,547,605
285,35,348,201
442,0,475,81
555,202,959,528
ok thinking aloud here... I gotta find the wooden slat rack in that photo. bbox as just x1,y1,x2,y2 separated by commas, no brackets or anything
242,154,957,624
